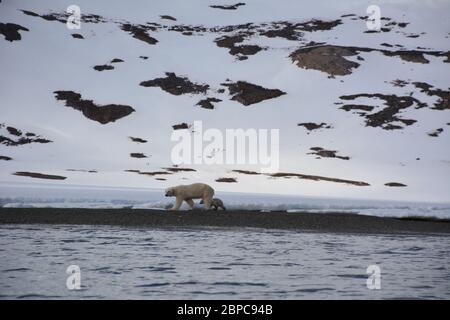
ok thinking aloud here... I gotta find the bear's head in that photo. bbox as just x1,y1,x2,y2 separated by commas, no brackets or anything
165,187,175,197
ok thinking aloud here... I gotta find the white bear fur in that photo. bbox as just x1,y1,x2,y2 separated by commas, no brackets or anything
165,183,215,210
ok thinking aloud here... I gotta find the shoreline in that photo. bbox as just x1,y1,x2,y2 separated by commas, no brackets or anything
1,208,450,235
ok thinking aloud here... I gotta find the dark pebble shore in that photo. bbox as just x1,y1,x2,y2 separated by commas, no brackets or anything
1,208,450,236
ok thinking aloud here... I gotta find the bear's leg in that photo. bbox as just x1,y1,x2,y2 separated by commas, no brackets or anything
202,195,212,210
170,197,183,211
202,187,214,210
185,199,195,210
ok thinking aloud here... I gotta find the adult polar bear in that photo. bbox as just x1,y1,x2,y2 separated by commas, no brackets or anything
165,183,214,210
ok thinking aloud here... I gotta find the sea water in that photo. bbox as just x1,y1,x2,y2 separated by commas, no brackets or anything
0,224,449,299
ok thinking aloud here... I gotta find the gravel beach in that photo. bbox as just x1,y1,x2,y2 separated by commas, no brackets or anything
1,208,450,235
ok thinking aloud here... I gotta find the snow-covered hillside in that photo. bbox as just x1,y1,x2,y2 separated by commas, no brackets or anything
1,0,449,203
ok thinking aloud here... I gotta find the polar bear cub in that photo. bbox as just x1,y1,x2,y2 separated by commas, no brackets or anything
200,198,226,211
165,183,214,211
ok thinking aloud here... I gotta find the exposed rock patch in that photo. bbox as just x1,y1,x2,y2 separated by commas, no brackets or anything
214,34,263,59
71,33,84,39
385,182,407,187
21,10,106,24
0,136,51,146
126,169,172,177
412,82,449,110
298,122,332,133
210,19,341,59
339,104,374,112
210,3,246,10
160,15,177,21
338,93,425,130
130,153,147,158
390,79,408,87
338,81,449,130
383,50,429,63
164,167,196,173
428,128,443,137
66,169,97,173
290,45,364,77
209,169,370,186
0,22,29,41
216,177,237,183
270,172,370,186
221,81,285,106
13,171,67,180
196,97,222,109
93,64,114,71
0,125,52,146
308,147,350,160
139,171,172,176
140,72,209,95
260,19,342,41
232,169,259,175
120,23,158,45
111,58,124,63
0,156,12,161
290,45,449,76
6,126,22,136
54,90,135,124
172,123,190,130
129,136,147,143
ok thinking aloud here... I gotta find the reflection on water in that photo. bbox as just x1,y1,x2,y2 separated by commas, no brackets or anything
0,224,449,299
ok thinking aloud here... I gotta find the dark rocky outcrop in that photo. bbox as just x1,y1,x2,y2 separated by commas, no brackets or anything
164,167,196,172
290,45,364,76
308,147,350,160
385,182,407,187
298,122,332,132
210,3,245,10
412,82,449,110
196,97,222,109
270,172,370,186
21,9,106,24
428,128,443,137
338,93,425,130
339,104,374,112
54,91,135,124
160,15,177,21
130,153,147,158
13,171,67,180
6,126,22,136
66,169,97,173
140,73,209,95
0,22,29,41
221,81,285,106
290,45,449,76
0,125,52,146
214,34,263,59
216,177,237,183
126,169,172,177
172,123,189,130
93,64,114,71
129,136,147,143
232,169,259,175
120,23,158,45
